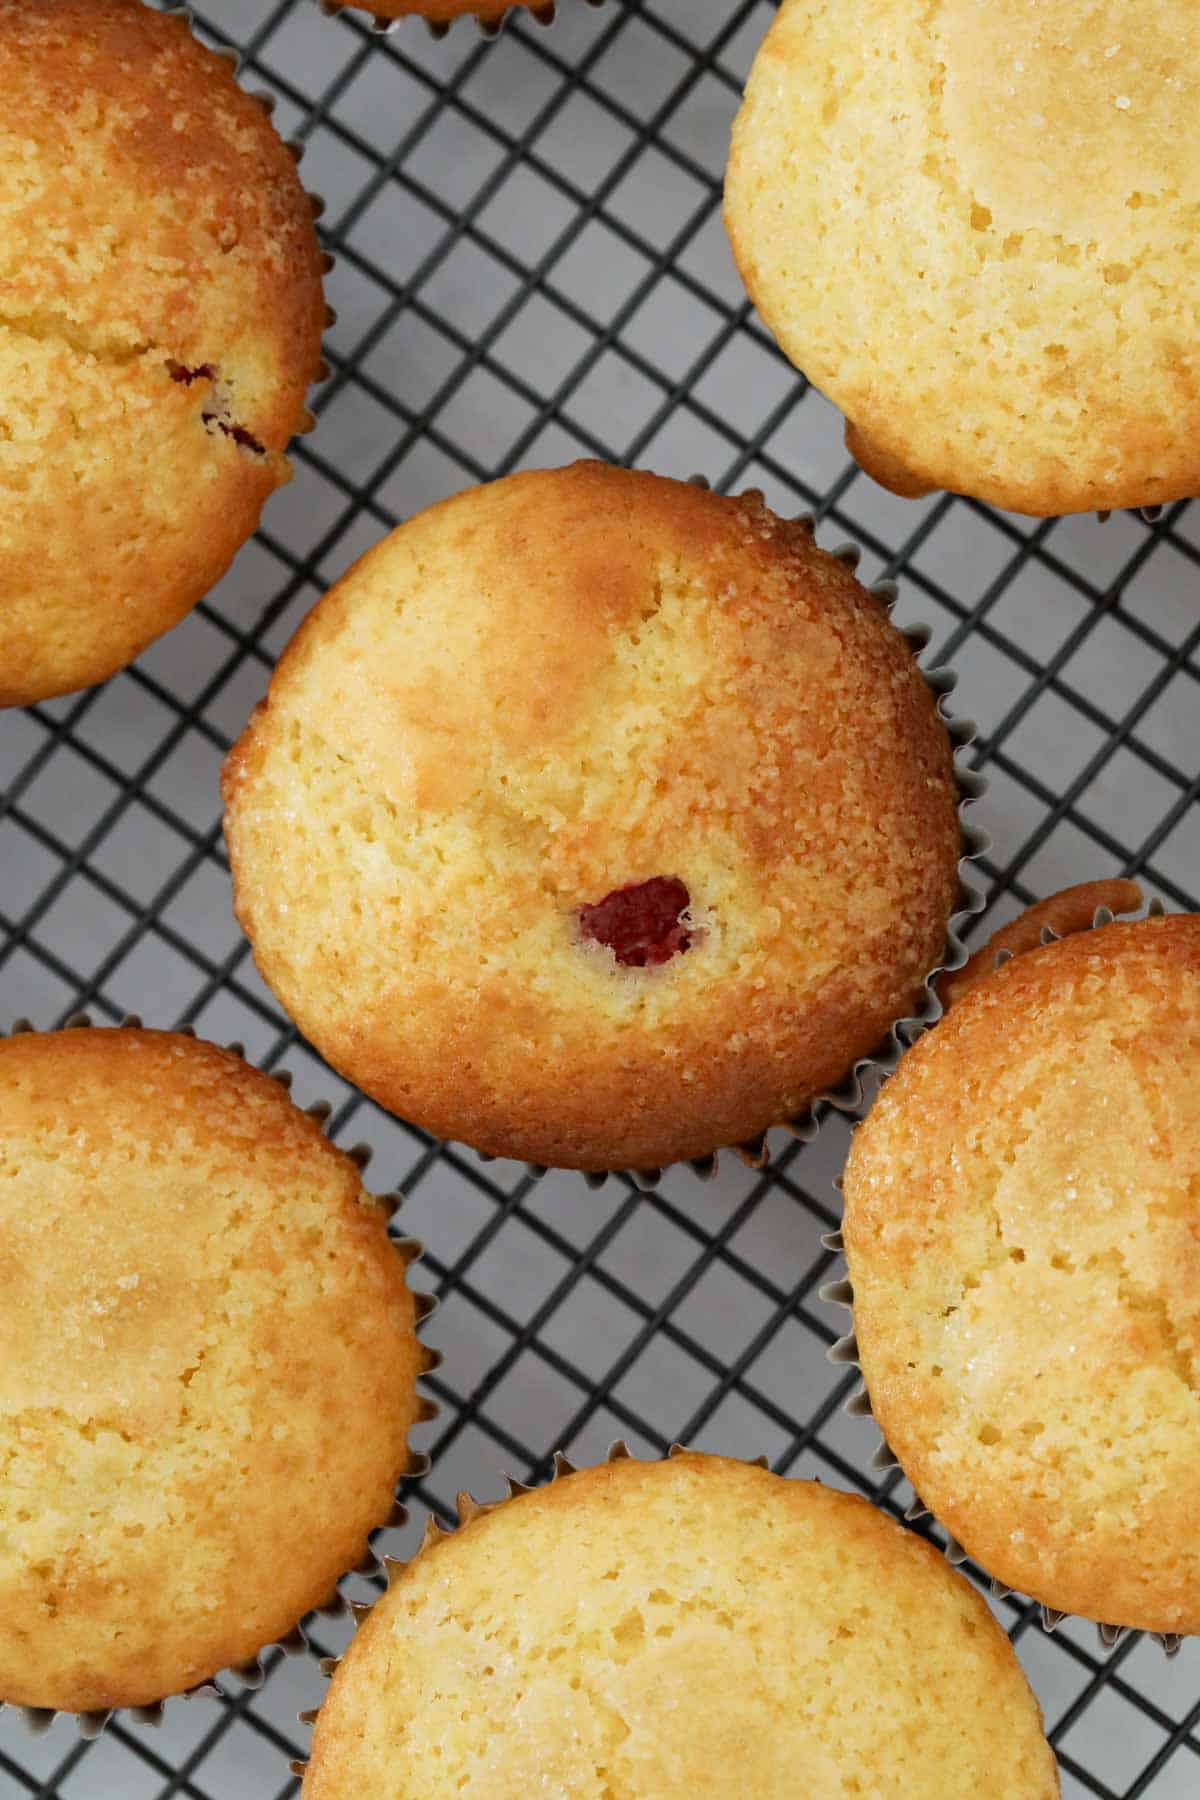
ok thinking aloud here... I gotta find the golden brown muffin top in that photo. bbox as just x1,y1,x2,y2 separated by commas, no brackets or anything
0,0,325,705
0,1027,423,1715
844,914,1200,1631
223,462,961,1171
726,0,1200,516
304,1451,1058,1798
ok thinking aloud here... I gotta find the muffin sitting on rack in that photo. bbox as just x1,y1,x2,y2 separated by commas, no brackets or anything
727,0,1200,515
223,461,966,1174
302,1450,1059,1798
0,0,325,707
0,1025,429,1717
843,895,1200,1634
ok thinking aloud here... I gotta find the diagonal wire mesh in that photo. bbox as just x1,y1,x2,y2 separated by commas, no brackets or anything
1,1,1198,1795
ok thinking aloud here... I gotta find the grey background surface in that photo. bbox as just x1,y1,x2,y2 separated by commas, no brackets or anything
1,1,1198,1796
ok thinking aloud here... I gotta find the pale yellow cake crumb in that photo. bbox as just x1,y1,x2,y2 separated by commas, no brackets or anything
0,1027,424,1713
726,0,1200,515
0,0,325,705
845,914,1200,1630
304,1452,1058,1798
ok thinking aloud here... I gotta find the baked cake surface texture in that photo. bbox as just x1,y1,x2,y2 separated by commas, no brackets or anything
0,0,325,706
304,1451,1059,1798
726,0,1200,515
845,914,1200,1631
0,1027,422,1714
223,461,962,1171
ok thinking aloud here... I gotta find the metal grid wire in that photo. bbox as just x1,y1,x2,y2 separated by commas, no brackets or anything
1,0,1199,1794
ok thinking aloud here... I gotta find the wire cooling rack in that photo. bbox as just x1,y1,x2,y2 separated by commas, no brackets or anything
1,1,1199,1795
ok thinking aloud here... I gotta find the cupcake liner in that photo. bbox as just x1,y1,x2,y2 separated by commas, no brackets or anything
1096,504,1166,525
0,1014,441,1737
314,0,574,40
933,876,1148,1013
483,488,986,1191
289,1439,772,1777
820,887,1185,1657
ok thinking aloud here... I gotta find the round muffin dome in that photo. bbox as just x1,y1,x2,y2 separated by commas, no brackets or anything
0,0,325,707
0,1026,425,1715
726,0,1200,516
303,1450,1058,1798
222,461,962,1172
844,912,1200,1632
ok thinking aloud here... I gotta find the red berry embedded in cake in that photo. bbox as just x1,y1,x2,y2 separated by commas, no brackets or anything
223,462,963,1172
578,877,692,968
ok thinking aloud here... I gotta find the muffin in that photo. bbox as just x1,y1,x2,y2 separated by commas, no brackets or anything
843,910,1200,1632
302,1449,1058,1797
0,1025,428,1715
222,461,963,1173
726,0,1200,516
0,0,326,708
